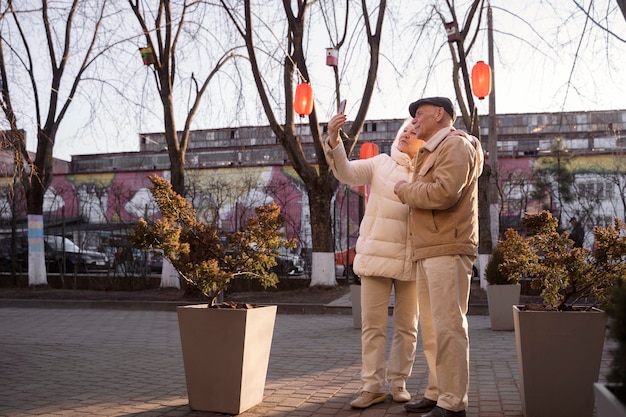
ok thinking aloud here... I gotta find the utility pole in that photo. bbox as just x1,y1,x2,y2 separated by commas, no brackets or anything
488,3,500,245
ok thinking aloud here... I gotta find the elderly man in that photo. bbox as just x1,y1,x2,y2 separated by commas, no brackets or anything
394,97,484,417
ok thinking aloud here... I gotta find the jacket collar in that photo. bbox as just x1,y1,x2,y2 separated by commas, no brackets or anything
424,127,455,152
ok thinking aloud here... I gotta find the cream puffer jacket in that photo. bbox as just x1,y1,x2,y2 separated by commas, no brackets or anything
324,132,415,281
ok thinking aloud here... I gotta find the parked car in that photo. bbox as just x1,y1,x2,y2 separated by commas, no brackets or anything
0,235,109,273
0,236,28,272
273,248,305,276
109,246,163,275
219,236,305,276
44,236,109,273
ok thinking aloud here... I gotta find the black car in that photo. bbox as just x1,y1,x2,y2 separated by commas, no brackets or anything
0,236,28,272
218,236,305,276
0,235,109,273
273,248,305,276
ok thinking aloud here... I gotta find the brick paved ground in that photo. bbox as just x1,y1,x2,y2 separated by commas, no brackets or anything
0,305,615,417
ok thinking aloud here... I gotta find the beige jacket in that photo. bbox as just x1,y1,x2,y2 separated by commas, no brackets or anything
396,127,484,260
324,133,415,281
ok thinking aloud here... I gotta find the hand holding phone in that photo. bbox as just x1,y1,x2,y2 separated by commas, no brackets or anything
338,99,347,114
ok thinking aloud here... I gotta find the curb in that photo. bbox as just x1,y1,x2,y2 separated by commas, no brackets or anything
0,298,490,315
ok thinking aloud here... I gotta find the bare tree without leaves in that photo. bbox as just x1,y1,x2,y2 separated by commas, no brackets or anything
219,0,386,286
128,0,243,196
0,0,111,285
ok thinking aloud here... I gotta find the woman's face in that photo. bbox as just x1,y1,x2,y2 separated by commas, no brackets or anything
397,123,424,159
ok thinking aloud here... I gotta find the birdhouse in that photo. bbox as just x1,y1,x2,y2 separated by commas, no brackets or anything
294,83,314,117
139,47,156,66
471,61,492,99
445,21,459,42
326,48,339,67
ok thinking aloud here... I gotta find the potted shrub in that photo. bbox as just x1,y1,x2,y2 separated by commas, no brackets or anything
498,211,626,417
131,175,295,415
485,246,520,331
594,279,626,416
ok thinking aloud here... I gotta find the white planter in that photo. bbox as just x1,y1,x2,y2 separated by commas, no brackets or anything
594,383,626,417
513,305,607,417
486,284,520,330
177,304,277,414
350,284,361,329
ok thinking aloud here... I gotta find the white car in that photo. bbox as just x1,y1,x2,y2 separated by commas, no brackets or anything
44,236,109,273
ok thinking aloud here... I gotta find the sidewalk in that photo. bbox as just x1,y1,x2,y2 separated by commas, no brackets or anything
0,302,614,417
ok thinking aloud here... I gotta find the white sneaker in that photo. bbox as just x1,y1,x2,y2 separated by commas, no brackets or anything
390,386,411,402
350,391,387,408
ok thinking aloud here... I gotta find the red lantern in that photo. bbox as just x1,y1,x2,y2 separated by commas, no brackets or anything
294,82,314,117
359,142,379,204
359,142,379,160
471,61,492,100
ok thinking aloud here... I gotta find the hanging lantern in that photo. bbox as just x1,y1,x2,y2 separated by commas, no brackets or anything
326,48,339,66
471,61,492,99
359,142,379,160
444,21,459,42
294,82,314,117
139,46,156,66
359,142,379,204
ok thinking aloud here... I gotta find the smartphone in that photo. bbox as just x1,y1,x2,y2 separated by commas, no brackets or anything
338,99,347,114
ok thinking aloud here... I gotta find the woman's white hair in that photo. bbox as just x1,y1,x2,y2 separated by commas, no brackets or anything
394,117,413,143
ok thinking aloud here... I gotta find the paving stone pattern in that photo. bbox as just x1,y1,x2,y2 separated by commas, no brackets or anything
0,307,615,417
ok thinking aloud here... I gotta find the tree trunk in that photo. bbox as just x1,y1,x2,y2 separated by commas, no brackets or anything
25,130,56,286
306,181,336,287
169,148,185,197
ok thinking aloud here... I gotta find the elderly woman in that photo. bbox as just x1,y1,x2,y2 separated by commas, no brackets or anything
324,113,423,409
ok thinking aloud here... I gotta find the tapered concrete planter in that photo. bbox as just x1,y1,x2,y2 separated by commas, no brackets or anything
486,284,520,330
594,383,626,417
177,304,277,414
350,284,361,329
513,305,607,417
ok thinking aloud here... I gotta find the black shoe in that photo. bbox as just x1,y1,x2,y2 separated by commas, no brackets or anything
404,397,437,413
420,406,466,417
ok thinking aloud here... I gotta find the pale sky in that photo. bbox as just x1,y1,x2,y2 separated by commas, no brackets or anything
15,1,626,161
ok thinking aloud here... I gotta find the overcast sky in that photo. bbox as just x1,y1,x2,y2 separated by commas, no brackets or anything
9,1,626,161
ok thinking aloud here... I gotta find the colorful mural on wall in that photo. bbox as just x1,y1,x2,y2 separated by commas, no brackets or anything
1,166,313,251
2,151,623,262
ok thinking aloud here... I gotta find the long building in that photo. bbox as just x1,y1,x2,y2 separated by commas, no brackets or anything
69,109,625,173
1,109,625,258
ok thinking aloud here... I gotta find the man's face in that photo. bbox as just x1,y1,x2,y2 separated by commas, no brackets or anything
411,104,440,141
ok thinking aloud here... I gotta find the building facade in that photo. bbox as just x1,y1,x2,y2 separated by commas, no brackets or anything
1,109,624,258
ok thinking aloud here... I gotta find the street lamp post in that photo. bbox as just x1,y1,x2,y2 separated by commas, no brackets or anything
469,2,499,289
487,4,500,249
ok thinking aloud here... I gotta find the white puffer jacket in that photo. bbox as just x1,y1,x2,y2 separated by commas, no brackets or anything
324,131,415,281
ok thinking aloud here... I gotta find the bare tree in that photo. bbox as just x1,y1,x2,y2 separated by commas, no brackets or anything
398,1,497,284
219,0,386,286
262,175,308,271
594,152,626,222
572,0,626,40
185,168,267,232
500,168,534,230
127,0,242,196
0,0,111,285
